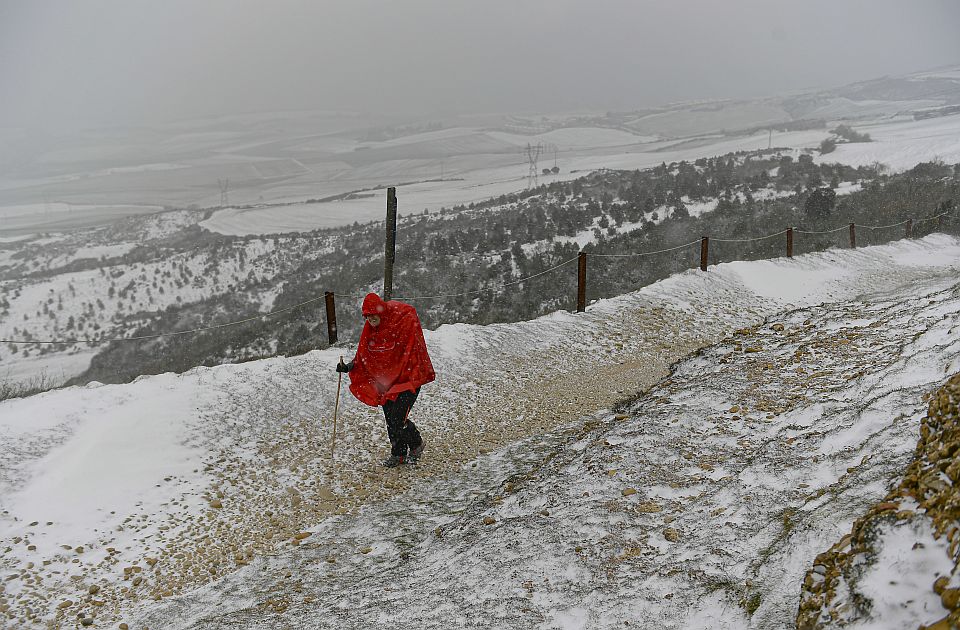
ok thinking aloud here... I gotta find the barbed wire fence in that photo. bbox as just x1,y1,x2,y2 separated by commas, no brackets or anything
0,211,955,348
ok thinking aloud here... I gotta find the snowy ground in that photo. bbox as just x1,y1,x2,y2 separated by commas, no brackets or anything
2,235,960,627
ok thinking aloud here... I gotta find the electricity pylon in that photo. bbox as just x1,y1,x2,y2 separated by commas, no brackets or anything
525,143,543,188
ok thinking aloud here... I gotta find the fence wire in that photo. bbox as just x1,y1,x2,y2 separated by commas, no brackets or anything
394,256,580,301
794,225,850,235
860,219,911,230
1,212,956,345
588,239,702,258
711,231,787,243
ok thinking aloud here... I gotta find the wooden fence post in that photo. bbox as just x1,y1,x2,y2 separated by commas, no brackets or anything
700,236,709,271
577,252,587,312
324,291,338,345
384,187,398,300
849,223,856,248
939,215,944,231
786,227,794,258
905,219,913,238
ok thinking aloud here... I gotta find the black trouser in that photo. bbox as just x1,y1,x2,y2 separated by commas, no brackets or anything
382,388,423,457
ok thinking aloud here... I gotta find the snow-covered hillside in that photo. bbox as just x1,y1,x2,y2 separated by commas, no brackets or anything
2,235,960,628
0,218,339,383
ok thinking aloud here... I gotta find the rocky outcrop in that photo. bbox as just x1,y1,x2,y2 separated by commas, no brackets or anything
797,373,960,629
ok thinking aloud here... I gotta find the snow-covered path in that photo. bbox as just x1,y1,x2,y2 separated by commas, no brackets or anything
124,235,960,630
3,235,960,628
139,277,960,629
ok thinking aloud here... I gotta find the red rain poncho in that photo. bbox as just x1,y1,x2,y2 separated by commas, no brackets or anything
348,293,436,407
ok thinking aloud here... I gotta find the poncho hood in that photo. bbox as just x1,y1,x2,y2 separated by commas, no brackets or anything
348,293,435,406
362,293,387,316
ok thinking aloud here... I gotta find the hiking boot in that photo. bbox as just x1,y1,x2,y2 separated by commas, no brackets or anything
382,454,405,468
407,440,425,464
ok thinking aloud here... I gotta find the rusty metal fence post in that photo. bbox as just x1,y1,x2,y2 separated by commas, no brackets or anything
577,252,587,312
849,223,856,248
699,236,709,271
786,227,794,258
324,291,338,345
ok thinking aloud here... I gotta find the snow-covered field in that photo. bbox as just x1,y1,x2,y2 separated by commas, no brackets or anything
199,113,960,237
0,349,97,387
3,63,958,237
200,128,833,236
3,110,958,240
0,204,166,236
814,114,960,172
3,234,960,627
0,204,162,221
487,126,660,148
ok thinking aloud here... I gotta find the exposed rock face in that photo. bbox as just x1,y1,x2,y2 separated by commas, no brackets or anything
797,373,960,629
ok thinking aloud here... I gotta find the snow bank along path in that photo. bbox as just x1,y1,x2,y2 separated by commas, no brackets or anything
0,235,959,627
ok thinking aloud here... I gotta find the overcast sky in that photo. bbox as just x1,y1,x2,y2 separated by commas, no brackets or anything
1,0,959,131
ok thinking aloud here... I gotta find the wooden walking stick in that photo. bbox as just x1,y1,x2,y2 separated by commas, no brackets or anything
331,355,344,457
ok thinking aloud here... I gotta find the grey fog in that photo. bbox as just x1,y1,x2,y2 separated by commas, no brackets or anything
1,0,959,130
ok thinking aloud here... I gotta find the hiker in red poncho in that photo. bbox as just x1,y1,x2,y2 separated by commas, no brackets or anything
336,292,435,467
